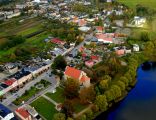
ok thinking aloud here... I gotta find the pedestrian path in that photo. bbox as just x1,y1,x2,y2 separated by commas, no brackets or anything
42,94,58,106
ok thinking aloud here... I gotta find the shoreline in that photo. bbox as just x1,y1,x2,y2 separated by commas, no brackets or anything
94,79,137,120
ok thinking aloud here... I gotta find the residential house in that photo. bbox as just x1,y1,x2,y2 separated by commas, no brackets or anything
51,38,65,45
133,44,139,52
15,107,32,120
24,104,41,120
96,33,113,44
78,19,87,26
95,26,104,33
115,49,125,56
64,66,90,87
85,60,94,68
0,103,15,120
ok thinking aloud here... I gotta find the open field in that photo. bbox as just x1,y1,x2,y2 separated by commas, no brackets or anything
0,17,44,37
117,0,156,9
31,97,57,120
45,87,65,103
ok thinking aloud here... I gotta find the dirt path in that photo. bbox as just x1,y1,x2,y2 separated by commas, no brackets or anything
73,104,93,118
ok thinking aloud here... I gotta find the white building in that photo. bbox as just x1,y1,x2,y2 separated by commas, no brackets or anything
133,44,140,52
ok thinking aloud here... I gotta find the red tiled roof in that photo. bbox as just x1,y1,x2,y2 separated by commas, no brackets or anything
15,108,30,119
79,46,85,52
64,66,82,80
82,53,87,57
85,60,94,64
96,34,113,42
91,55,99,60
51,38,65,44
116,49,125,55
79,19,87,26
80,75,90,82
96,26,104,32
4,78,16,86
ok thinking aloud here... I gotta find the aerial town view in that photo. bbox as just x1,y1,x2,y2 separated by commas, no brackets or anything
0,0,156,120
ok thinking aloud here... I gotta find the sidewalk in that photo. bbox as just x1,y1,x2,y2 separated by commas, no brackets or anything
42,94,58,106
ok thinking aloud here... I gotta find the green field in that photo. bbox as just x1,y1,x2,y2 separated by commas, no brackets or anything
31,97,57,120
45,87,65,103
118,0,156,9
0,17,44,37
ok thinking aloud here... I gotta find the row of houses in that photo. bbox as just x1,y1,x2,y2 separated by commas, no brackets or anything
0,103,41,120
0,61,51,97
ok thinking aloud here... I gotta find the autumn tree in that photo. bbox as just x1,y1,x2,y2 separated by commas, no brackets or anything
104,90,114,102
99,75,111,93
62,100,74,117
95,95,108,111
111,85,122,99
79,85,96,104
85,109,93,120
64,78,79,99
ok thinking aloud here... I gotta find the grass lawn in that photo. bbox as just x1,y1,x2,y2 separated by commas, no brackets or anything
0,17,43,37
31,97,57,120
117,0,156,9
45,87,65,103
17,24,43,36
13,86,39,105
72,99,88,113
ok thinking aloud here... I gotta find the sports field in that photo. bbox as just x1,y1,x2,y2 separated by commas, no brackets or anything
117,0,156,9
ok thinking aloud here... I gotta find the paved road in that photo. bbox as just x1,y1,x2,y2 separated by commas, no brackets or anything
70,33,93,56
2,69,57,106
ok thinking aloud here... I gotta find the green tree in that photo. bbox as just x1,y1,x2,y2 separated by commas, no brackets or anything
120,76,129,87
104,90,114,102
79,114,87,120
111,85,122,99
99,75,111,92
52,55,67,70
67,117,74,120
140,32,150,42
85,109,93,120
116,81,126,91
53,113,65,120
64,78,79,99
95,95,108,111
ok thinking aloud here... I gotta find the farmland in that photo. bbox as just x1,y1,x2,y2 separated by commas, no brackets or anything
117,0,156,9
0,17,54,63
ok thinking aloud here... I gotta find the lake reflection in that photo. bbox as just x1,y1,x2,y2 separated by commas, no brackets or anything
96,66,156,120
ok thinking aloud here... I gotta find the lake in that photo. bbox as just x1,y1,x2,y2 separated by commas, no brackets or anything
96,65,156,120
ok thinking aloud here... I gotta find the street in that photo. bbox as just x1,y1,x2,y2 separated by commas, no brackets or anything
2,69,57,107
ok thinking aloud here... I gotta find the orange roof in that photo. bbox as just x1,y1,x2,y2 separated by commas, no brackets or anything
64,66,82,80
15,108,30,119
96,34,113,42
116,49,125,55
96,26,103,32
4,78,16,86
91,55,99,60
80,75,90,82
79,19,87,26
